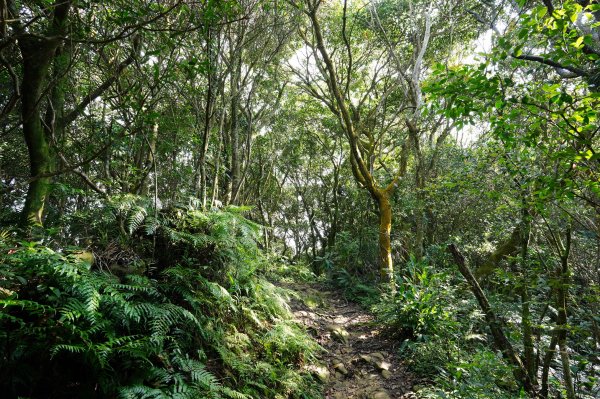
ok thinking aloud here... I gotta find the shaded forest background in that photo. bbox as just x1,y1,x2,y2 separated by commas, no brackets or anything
0,0,599,398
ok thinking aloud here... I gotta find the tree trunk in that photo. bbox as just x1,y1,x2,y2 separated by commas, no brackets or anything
19,36,61,225
540,331,559,398
377,192,393,284
18,1,72,226
327,164,340,248
521,287,536,384
475,224,523,279
305,3,410,289
228,44,242,205
197,27,217,208
197,89,213,208
520,205,536,384
556,226,575,399
139,122,158,196
211,106,226,208
414,209,425,260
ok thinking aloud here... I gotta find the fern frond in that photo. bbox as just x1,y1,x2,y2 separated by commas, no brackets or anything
0,299,54,317
220,386,250,399
118,384,165,399
51,343,87,357
128,206,148,234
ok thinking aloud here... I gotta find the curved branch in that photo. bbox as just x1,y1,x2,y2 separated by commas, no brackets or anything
514,53,589,77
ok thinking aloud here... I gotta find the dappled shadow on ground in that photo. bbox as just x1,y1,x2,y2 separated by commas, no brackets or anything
287,283,418,399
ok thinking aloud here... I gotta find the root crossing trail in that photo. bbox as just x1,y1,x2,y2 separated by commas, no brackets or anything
288,283,418,399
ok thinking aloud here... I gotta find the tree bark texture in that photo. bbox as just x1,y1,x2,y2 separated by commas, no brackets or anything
377,193,393,282
18,1,72,225
556,227,575,399
519,205,536,384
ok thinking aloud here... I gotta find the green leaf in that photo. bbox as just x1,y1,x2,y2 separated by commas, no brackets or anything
536,6,548,18
514,47,523,57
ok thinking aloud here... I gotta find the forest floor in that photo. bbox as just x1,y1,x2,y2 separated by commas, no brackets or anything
286,283,419,399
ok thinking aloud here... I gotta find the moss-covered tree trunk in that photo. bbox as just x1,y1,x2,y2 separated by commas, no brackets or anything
17,1,71,226
307,5,405,288
556,226,575,399
19,37,60,226
376,192,393,283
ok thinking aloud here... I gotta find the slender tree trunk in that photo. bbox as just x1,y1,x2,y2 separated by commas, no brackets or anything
540,331,559,398
198,81,213,208
521,287,536,383
225,17,249,206
327,164,340,248
197,27,217,208
228,43,242,205
520,205,536,384
211,107,226,208
425,207,435,248
556,226,575,399
414,209,425,260
377,192,393,283
139,122,158,196
410,169,426,261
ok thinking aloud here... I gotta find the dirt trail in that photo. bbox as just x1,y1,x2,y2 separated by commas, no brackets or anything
288,283,418,399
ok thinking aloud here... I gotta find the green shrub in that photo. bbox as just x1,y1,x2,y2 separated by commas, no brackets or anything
329,266,380,306
414,347,523,399
373,254,526,398
374,256,456,339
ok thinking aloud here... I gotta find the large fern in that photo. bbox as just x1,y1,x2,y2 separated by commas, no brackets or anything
0,198,321,399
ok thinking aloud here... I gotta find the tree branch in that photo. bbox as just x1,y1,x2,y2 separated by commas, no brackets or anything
61,51,136,127
514,54,589,77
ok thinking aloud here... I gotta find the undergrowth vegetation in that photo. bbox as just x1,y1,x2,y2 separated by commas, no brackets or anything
377,252,599,399
323,232,599,399
375,255,520,399
0,198,321,399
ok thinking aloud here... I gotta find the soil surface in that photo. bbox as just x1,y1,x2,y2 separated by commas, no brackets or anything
287,283,419,399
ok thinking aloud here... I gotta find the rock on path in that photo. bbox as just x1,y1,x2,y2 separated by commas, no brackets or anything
288,283,418,399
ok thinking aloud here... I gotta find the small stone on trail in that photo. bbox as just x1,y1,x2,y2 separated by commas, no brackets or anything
373,359,391,371
332,362,348,375
360,354,373,363
308,364,329,382
329,325,350,344
381,369,392,379
371,391,391,399
360,352,391,371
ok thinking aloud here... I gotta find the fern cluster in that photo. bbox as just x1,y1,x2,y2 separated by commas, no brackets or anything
0,201,321,399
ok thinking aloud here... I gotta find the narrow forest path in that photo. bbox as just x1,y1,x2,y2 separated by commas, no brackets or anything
286,283,418,399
